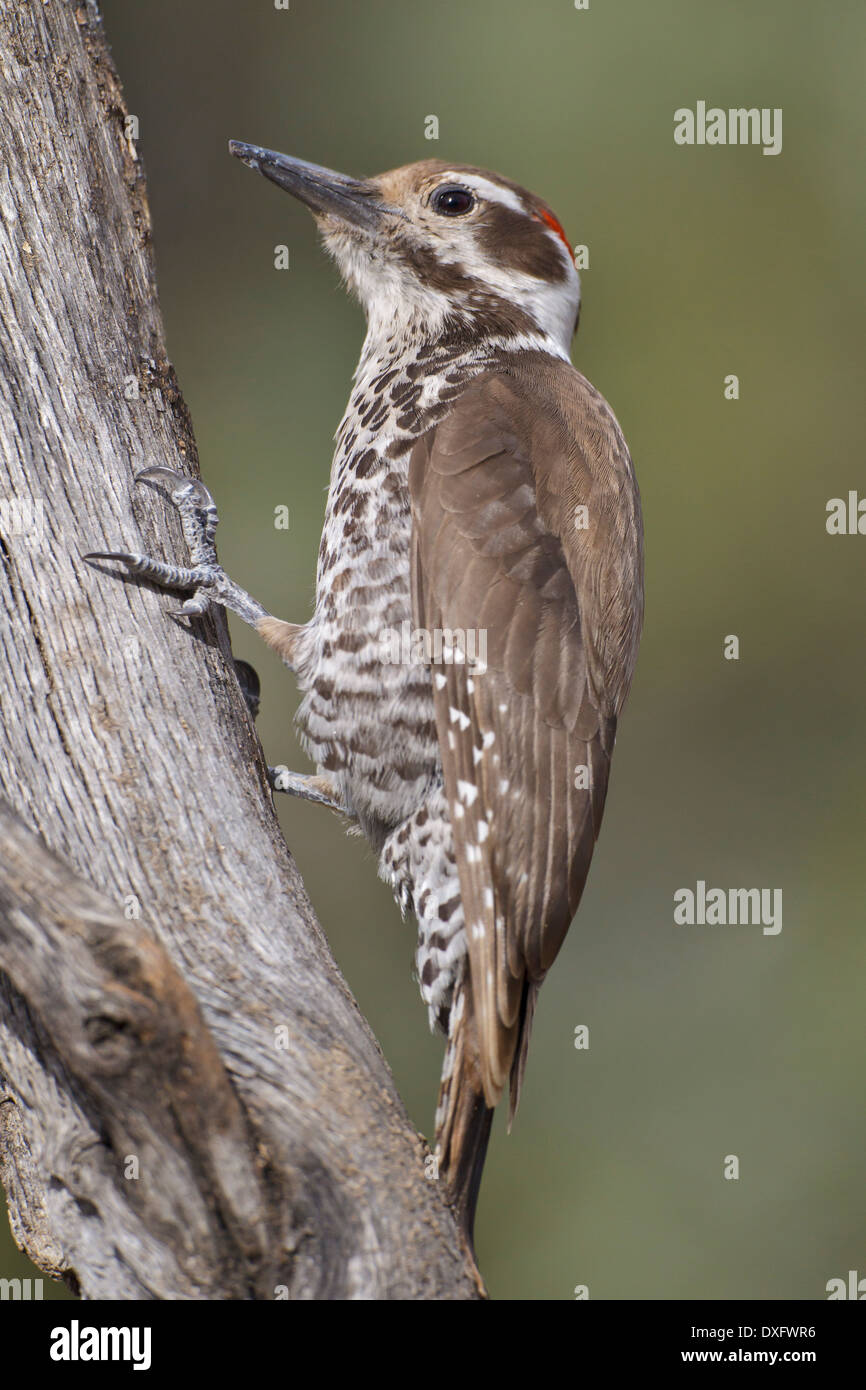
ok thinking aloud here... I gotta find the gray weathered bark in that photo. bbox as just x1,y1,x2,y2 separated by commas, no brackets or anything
0,0,480,1299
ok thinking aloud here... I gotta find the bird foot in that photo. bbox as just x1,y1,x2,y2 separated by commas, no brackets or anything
268,768,349,814
83,466,270,628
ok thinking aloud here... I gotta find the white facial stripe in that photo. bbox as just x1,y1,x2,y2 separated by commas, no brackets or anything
431,227,580,352
429,172,575,281
475,259,579,351
321,174,580,355
430,173,573,268
435,172,526,215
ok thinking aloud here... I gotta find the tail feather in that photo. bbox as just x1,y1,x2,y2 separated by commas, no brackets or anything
436,968,540,1242
435,972,494,1245
507,979,539,1131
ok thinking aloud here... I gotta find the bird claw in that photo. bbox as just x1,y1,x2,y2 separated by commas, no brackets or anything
267,767,352,815
82,548,212,593
83,467,270,629
135,465,220,567
137,464,215,507
172,592,214,619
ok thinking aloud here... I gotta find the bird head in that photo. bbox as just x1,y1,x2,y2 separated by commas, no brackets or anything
229,144,580,354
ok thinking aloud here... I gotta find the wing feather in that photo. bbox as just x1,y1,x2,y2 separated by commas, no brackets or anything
410,355,643,1112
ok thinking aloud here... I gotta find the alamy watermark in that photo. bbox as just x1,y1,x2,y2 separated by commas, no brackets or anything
674,880,782,935
379,620,487,672
0,1276,44,1299
826,1270,866,1299
50,1321,151,1371
674,103,782,156
826,492,866,534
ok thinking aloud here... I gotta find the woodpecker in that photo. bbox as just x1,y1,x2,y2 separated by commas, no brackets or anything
86,146,644,1245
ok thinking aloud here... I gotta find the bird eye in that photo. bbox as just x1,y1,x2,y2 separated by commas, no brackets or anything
431,185,475,217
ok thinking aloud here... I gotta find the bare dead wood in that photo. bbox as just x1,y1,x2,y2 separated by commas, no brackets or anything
0,0,480,1299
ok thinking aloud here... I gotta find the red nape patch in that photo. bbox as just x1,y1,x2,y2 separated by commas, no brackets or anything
533,208,573,261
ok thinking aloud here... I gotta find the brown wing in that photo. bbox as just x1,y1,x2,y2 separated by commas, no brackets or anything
409,353,643,1112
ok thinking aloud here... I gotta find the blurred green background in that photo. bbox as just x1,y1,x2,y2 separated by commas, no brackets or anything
4,0,865,1300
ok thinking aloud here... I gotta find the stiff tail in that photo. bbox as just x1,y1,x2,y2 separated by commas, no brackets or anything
436,971,540,1242
434,971,494,1245
508,979,539,1130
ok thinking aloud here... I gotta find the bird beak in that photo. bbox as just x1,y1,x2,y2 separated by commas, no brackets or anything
229,141,397,232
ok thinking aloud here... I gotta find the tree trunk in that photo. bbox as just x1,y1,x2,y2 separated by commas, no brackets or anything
0,0,480,1300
